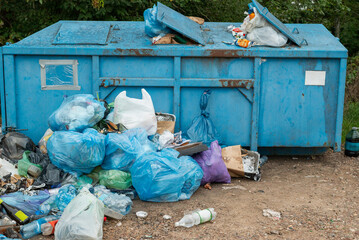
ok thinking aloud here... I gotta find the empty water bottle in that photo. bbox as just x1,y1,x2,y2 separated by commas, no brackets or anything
175,208,216,228
345,127,359,157
93,185,132,216
20,215,59,239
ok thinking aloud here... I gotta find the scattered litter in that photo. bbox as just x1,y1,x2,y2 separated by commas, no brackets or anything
204,183,212,190
263,209,281,220
94,185,133,217
163,215,172,220
116,222,122,227
222,185,247,191
136,211,148,219
222,146,261,181
175,208,216,228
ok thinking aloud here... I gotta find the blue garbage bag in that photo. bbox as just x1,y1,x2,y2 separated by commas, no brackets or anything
48,94,105,132
130,148,203,202
186,90,222,145
0,190,50,216
144,4,171,38
47,128,105,175
39,185,78,215
102,128,156,172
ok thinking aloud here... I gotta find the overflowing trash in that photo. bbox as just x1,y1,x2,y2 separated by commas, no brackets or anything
223,3,288,48
0,9,276,234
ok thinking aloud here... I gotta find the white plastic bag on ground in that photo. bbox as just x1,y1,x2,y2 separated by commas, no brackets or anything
54,187,104,240
113,89,157,135
246,26,288,47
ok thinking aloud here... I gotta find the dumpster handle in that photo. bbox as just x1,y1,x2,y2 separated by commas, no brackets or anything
292,28,299,34
262,7,269,15
300,39,308,46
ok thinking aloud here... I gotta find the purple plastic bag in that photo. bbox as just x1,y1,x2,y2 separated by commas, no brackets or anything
193,140,231,185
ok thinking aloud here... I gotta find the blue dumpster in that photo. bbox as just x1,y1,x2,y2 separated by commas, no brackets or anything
0,1,348,155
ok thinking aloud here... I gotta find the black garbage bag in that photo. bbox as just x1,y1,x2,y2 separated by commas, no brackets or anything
33,163,75,188
0,132,36,162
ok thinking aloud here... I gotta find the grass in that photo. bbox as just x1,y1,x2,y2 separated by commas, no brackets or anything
342,101,359,142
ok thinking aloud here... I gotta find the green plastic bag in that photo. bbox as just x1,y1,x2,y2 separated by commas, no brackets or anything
18,151,43,178
99,170,132,190
75,175,93,188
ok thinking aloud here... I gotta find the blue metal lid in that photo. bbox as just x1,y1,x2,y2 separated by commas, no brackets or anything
53,22,111,45
156,2,207,45
250,0,304,46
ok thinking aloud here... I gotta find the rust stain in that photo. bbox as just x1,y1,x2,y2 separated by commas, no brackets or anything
302,93,305,96
114,48,155,56
219,79,253,88
206,49,252,57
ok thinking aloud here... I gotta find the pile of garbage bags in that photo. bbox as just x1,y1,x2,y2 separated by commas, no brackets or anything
0,87,266,239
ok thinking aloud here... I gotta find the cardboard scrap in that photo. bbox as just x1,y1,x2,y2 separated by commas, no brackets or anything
187,16,205,25
222,145,245,177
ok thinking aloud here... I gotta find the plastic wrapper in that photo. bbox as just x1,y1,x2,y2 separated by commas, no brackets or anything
0,190,50,216
130,148,203,202
193,141,231,185
99,170,132,190
113,89,157,135
39,185,77,215
102,128,155,171
47,128,106,175
55,187,104,240
38,128,53,154
144,4,171,38
186,90,221,145
48,94,105,132
93,185,132,216
0,132,36,162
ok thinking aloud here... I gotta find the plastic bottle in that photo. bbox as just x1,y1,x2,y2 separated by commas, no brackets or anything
20,215,59,239
93,185,132,216
40,219,58,236
0,199,29,225
175,208,216,228
0,214,16,227
345,127,359,157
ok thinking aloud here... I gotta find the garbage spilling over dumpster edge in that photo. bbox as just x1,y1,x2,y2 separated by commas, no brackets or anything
0,1,281,238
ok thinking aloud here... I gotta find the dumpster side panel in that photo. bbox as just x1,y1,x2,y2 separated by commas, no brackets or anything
15,55,92,142
259,58,340,147
0,48,5,132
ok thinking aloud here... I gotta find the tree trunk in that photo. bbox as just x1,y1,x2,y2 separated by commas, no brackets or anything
335,18,341,38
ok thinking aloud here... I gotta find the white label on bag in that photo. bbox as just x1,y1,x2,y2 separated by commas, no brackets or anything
305,71,326,86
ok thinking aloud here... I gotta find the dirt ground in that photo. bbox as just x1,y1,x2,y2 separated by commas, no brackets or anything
38,150,359,240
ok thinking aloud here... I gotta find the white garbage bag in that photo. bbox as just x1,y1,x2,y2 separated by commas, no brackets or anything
240,7,288,47
113,89,157,135
55,187,104,240
246,26,288,47
240,7,268,33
